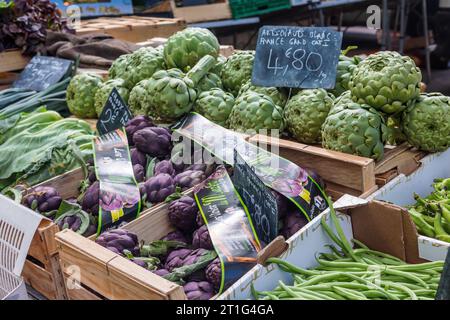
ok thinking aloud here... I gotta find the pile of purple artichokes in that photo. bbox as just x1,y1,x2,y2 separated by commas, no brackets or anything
123,116,215,206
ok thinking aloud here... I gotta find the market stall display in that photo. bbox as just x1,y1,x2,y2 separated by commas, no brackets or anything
0,8,449,302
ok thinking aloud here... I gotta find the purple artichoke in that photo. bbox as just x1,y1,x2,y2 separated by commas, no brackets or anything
186,164,216,177
154,160,175,177
95,229,140,256
280,212,308,239
271,190,289,219
81,181,99,215
133,127,172,158
183,281,215,300
133,164,145,182
196,212,205,228
205,258,221,289
141,174,176,203
22,186,62,213
168,196,198,232
125,115,154,145
55,213,95,237
165,248,211,272
164,248,193,272
162,230,190,244
86,158,97,184
131,259,148,268
174,170,206,190
192,225,213,250
130,147,147,168
153,268,170,277
187,269,207,282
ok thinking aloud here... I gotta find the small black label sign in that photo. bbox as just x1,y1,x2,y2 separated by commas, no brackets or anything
233,150,278,245
12,56,73,91
252,26,343,89
97,88,133,135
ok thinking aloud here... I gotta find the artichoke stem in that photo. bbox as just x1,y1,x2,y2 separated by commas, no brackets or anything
185,55,217,86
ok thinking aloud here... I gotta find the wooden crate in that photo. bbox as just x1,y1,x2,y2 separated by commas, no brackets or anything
249,134,427,200
55,191,287,300
22,166,185,299
0,50,30,73
74,16,186,43
22,168,85,300
170,0,232,23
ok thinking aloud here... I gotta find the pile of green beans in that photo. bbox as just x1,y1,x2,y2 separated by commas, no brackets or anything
407,178,450,242
253,197,444,300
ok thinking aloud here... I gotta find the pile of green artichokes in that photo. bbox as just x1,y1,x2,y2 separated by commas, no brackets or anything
65,28,449,158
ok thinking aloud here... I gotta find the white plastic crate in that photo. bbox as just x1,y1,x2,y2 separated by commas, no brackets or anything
0,195,43,300
370,149,450,261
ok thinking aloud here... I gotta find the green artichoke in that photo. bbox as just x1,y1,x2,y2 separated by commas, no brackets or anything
109,47,165,89
66,73,103,118
331,47,361,97
284,89,334,144
238,80,287,108
132,55,216,122
221,51,255,96
211,55,226,76
322,99,388,160
227,92,284,133
94,78,130,117
108,54,129,79
349,51,422,115
163,27,220,72
128,79,152,116
402,93,450,152
194,88,235,127
197,72,223,92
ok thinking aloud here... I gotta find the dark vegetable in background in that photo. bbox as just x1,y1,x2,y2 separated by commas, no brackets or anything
0,0,71,55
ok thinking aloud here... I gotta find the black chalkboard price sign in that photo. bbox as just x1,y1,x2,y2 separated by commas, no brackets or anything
232,150,279,245
436,248,450,300
252,26,343,89
12,56,73,92
97,88,133,135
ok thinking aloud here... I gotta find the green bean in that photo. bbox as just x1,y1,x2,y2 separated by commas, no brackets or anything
267,257,323,276
315,257,368,269
320,215,346,252
389,260,443,271
278,281,301,298
328,203,360,262
383,269,428,288
409,208,436,238
381,281,417,300
293,287,336,300
352,238,369,249
333,287,368,300
353,248,405,264
325,244,346,258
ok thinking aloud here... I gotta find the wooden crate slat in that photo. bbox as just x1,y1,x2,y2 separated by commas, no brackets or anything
66,280,103,300
56,229,185,300
249,134,376,193
22,260,57,300
170,0,232,23
74,16,186,42
107,258,182,300
0,50,30,73
124,202,174,240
